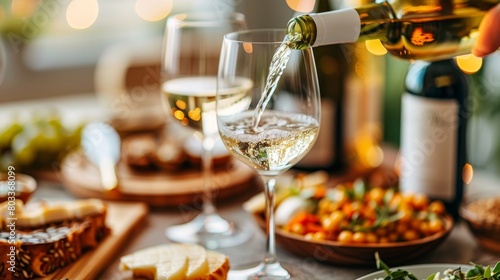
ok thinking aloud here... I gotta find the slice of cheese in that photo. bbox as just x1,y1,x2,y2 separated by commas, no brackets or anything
119,245,189,280
174,244,209,279
119,244,209,280
0,199,106,229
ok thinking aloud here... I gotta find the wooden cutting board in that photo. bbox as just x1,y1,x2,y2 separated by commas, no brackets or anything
48,201,148,280
60,151,257,207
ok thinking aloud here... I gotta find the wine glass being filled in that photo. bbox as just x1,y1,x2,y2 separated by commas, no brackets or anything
216,29,321,279
161,12,250,249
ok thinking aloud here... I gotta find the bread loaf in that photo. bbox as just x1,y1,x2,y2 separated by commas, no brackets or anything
0,199,109,279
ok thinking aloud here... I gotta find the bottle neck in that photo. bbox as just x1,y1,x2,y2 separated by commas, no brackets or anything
310,8,361,46
287,1,396,48
405,59,469,100
286,14,317,50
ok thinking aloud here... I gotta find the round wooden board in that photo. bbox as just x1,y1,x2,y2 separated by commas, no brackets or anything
60,151,257,207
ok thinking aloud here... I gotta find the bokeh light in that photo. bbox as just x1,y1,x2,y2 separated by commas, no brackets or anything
462,163,474,184
455,54,482,74
243,42,253,54
11,0,39,18
355,131,384,168
66,0,99,30
175,100,186,110
173,109,184,121
286,0,316,12
188,108,201,122
365,40,387,56
135,0,173,22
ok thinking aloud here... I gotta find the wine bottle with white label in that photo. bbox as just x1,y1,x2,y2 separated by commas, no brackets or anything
399,59,468,218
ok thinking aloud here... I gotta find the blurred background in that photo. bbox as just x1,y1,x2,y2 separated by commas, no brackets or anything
1,0,500,175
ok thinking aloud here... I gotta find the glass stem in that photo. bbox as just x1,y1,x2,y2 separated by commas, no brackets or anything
263,176,278,265
201,135,216,216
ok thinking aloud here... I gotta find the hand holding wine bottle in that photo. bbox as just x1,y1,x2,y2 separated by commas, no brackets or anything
472,3,500,57
286,0,499,61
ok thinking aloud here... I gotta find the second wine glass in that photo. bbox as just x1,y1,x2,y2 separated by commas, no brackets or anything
161,12,249,249
216,29,321,279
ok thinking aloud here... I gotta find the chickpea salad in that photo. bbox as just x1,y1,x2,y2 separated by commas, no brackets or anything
250,173,450,244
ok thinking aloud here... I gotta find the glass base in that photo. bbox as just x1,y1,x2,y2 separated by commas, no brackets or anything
165,213,251,249
228,261,317,280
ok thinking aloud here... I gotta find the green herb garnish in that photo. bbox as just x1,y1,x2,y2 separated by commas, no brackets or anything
375,252,500,280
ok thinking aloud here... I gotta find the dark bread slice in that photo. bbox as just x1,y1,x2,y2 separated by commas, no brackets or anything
0,201,109,279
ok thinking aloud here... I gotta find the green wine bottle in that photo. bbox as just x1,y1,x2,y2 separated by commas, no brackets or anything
296,0,384,172
295,0,347,171
287,0,499,61
399,59,469,218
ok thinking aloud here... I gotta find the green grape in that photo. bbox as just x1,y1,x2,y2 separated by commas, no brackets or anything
47,115,65,135
55,122,85,164
0,122,23,151
21,124,44,150
11,130,36,167
3,110,87,170
65,122,84,150
37,123,64,153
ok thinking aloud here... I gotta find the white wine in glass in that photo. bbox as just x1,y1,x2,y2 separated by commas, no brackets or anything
161,12,250,249
216,29,321,279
